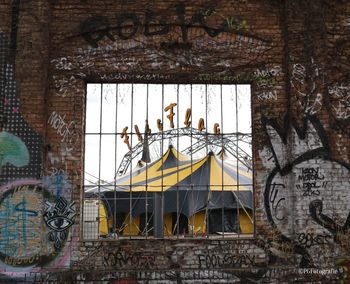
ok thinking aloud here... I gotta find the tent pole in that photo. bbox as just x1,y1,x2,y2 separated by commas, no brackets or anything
154,192,164,238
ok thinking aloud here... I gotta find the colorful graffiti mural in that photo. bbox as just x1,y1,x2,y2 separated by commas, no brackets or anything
0,1,42,184
0,180,76,271
0,1,76,279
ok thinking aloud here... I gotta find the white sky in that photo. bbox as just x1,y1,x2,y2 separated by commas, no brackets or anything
84,84,251,186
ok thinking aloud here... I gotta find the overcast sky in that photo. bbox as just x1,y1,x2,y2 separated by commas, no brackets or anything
84,84,251,186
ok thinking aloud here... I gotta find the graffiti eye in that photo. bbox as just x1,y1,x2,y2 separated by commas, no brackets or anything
46,216,73,232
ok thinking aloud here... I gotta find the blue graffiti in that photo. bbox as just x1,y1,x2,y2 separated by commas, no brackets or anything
55,174,64,198
0,196,39,257
43,171,72,200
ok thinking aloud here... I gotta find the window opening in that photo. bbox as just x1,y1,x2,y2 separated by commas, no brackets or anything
83,83,253,239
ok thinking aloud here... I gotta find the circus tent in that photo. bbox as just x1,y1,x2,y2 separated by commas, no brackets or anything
85,145,253,235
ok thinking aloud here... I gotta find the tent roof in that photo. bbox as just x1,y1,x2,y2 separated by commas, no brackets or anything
86,145,252,193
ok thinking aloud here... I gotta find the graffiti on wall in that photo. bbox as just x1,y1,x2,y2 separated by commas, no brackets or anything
261,114,350,266
0,131,29,169
72,237,307,282
197,253,255,269
0,1,77,277
0,179,76,280
0,180,75,267
0,0,43,184
328,84,350,120
78,4,249,48
47,111,79,152
48,2,275,82
0,1,78,278
0,183,42,266
290,60,323,115
104,249,156,270
254,65,281,101
46,3,276,105
326,20,350,132
43,197,76,250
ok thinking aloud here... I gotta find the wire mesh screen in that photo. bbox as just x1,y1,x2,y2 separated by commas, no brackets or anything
83,83,253,239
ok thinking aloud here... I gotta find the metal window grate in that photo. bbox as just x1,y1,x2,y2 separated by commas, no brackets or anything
83,83,253,239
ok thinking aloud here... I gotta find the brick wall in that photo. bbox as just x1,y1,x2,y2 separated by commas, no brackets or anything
0,0,349,283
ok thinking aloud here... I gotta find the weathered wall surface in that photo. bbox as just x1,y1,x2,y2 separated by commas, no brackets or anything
0,0,349,283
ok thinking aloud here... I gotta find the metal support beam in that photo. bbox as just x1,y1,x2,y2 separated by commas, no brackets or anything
153,192,164,238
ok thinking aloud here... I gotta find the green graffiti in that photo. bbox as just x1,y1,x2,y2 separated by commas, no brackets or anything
200,8,249,32
0,131,29,168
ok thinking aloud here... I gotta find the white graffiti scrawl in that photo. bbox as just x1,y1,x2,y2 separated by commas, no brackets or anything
254,66,281,102
328,84,350,120
291,60,323,115
48,111,79,150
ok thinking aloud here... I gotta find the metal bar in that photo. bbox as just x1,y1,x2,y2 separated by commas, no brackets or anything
156,84,164,238
154,84,164,238
129,84,134,239
81,83,88,241
182,140,207,156
113,84,118,239
205,84,209,239
235,85,240,237
176,84,180,238
190,84,194,238
145,83,149,239
220,84,224,238
98,83,103,239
